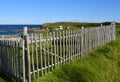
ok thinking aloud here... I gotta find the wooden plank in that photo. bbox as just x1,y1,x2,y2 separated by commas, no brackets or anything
68,30,70,61
74,30,77,60
59,31,62,64
65,30,68,63
56,31,59,65
15,41,17,77
76,30,78,59
68,30,71,62
11,41,14,74
0,41,1,68
78,30,81,59
31,33,35,79
13,40,16,76
53,32,57,67
35,34,39,77
95,28,97,47
91,29,94,50
62,31,65,64
50,32,53,70
73,30,76,59
113,23,116,40
39,33,43,76
100,27,103,45
72,31,74,60
69,30,72,61
81,27,84,57
9,41,12,73
97,28,100,46
45,33,48,72
78,29,81,59
18,41,21,78
89,29,91,51
6,41,9,72
27,35,31,82
101,27,103,46
43,33,47,74
85,29,88,54
84,29,86,55
22,39,26,82
16,41,18,77
46,33,50,72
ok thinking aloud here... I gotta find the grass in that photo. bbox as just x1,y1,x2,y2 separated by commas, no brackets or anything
0,77,6,82
33,41,120,82
0,24,120,82
41,22,103,30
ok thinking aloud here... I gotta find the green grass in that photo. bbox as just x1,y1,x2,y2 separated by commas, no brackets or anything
33,25,120,82
0,77,6,82
0,24,120,82
41,22,103,30
33,41,120,82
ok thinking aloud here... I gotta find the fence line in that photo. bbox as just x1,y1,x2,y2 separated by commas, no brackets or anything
28,22,115,82
0,22,116,82
0,39,23,80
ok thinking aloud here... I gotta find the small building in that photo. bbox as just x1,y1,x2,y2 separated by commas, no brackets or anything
59,26,63,30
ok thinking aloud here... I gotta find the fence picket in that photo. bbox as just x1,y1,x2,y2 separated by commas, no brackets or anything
31,33,35,79
39,33,43,76
35,34,39,77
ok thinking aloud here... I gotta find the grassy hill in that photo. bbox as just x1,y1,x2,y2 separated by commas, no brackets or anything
41,22,110,30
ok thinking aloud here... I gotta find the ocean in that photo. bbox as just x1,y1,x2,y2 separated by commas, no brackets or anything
0,25,41,35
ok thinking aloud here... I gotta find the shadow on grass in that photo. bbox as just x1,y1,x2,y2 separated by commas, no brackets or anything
0,72,21,82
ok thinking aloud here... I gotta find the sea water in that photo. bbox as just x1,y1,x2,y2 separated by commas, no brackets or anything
0,25,41,35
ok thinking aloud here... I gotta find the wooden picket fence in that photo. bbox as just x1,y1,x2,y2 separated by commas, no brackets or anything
0,22,116,82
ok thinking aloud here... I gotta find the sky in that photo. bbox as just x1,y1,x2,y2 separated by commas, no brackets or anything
0,0,120,24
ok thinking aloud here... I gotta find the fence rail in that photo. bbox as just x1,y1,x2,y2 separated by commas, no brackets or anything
0,22,116,82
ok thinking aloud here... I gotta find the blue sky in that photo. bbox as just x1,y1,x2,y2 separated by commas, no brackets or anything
0,0,120,24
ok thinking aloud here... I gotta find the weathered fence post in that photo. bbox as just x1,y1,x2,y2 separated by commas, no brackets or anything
100,24,104,46
22,27,31,82
81,26,84,57
111,22,116,40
